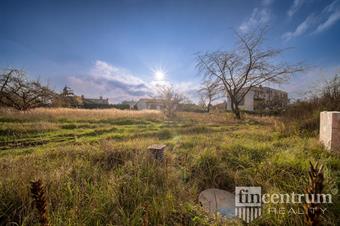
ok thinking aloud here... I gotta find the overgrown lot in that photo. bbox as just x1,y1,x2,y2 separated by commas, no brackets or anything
0,108,339,225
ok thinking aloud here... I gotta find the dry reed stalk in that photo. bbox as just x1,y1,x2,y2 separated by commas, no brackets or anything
304,161,324,226
30,179,49,226
142,204,149,226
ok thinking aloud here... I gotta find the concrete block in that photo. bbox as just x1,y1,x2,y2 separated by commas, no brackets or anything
320,111,340,152
148,144,166,161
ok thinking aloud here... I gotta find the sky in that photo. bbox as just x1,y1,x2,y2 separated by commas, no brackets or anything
1,0,340,103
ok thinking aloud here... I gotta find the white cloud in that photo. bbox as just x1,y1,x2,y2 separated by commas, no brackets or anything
283,0,340,40
287,0,305,17
239,8,270,32
282,15,315,40
68,60,199,103
68,60,152,103
323,0,339,13
90,60,145,86
314,9,340,33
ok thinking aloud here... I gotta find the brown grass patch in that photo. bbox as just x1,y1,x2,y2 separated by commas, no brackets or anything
0,108,163,121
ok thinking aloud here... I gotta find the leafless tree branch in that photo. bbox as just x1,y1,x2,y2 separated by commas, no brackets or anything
197,27,303,119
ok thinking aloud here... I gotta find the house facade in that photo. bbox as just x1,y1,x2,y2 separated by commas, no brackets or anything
135,98,164,110
81,95,109,108
226,86,288,112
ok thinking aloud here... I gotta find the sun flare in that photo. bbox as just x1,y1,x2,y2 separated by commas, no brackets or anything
154,69,166,81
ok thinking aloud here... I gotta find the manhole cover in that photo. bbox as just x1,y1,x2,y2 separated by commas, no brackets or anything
199,188,235,218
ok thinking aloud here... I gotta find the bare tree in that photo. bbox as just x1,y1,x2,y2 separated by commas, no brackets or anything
157,85,185,118
322,75,340,103
197,28,303,119
0,69,54,110
198,79,220,112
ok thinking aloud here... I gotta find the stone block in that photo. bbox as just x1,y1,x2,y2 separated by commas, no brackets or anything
148,144,166,161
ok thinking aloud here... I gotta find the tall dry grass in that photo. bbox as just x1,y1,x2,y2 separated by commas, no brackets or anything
0,108,339,225
177,111,279,126
0,108,163,121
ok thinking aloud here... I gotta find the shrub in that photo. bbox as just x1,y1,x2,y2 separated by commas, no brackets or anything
281,75,340,136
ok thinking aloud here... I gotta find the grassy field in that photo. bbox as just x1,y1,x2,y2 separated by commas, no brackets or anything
0,108,339,225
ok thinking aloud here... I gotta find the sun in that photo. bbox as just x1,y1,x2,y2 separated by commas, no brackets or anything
154,69,166,81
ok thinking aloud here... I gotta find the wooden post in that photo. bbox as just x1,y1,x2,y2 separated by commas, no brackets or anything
148,144,166,161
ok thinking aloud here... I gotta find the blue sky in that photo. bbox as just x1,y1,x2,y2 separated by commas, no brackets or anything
1,0,340,103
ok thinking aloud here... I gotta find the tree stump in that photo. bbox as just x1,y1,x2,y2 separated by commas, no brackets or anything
148,144,166,161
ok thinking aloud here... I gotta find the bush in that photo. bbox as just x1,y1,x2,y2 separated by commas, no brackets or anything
112,104,131,110
281,75,340,136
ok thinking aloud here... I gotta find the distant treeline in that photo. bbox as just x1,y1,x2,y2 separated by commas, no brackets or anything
0,69,206,112
0,69,115,110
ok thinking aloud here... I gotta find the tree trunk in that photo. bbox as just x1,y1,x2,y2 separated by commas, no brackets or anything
207,102,211,113
234,108,241,119
232,100,241,119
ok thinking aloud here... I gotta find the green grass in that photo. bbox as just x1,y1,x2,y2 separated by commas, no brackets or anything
0,109,339,225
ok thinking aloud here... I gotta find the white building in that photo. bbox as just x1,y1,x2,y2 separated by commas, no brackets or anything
226,86,288,112
135,98,164,110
